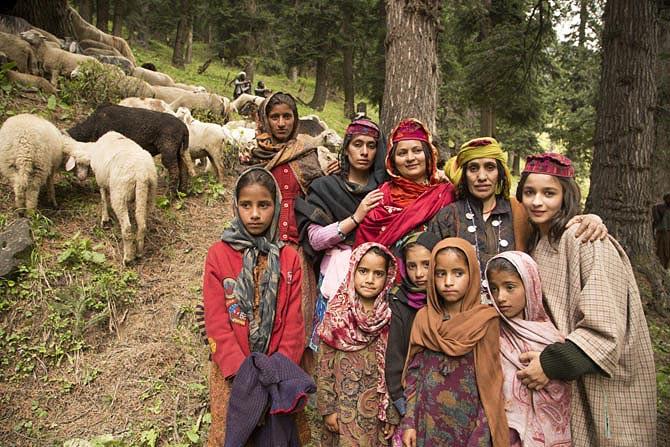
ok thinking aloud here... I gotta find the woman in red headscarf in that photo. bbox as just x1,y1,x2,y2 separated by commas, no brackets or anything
354,118,456,248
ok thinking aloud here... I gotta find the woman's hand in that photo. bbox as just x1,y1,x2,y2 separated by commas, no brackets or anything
517,351,550,390
383,422,396,440
354,189,384,223
324,413,340,433
325,159,340,175
566,214,608,242
402,428,417,447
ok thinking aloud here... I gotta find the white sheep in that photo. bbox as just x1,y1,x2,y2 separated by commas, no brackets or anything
297,128,343,152
118,97,175,114
0,114,66,215
223,125,257,163
64,131,157,265
174,82,207,93
169,92,231,118
230,93,265,113
224,119,256,130
152,85,197,103
0,31,39,74
20,29,101,84
174,107,228,182
132,66,175,87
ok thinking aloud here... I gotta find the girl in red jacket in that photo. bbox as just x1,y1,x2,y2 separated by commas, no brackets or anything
203,167,305,446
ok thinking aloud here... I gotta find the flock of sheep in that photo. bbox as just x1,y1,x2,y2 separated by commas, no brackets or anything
0,8,344,265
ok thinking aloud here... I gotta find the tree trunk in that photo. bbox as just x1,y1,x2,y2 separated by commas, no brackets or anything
578,0,588,47
480,104,495,136
342,1,355,119
654,10,670,202
288,66,298,82
381,0,441,136
244,0,257,84
112,0,123,36
172,0,191,68
79,0,93,23
96,0,109,32
586,0,668,304
185,24,193,64
8,0,74,37
308,57,328,111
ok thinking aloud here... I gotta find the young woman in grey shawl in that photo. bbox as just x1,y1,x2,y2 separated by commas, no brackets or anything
202,167,305,446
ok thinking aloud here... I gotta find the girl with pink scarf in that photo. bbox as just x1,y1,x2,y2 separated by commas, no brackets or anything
485,251,572,447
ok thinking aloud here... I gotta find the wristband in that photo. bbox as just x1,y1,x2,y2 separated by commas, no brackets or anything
351,214,360,226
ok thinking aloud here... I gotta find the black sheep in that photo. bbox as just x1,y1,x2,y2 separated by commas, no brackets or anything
68,104,189,195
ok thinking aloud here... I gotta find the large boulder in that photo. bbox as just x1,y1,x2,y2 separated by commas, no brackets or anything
0,218,33,278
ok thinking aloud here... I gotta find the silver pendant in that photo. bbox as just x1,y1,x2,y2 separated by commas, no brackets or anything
500,239,509,247
492,219,501,227
466,212,474,220
467,225,477,233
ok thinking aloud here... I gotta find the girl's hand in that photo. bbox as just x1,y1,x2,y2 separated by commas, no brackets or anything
354,189,384,222
517,351,550,390
402,428,417,447
566,214,608,242
324,413,339,433
383,422,395,440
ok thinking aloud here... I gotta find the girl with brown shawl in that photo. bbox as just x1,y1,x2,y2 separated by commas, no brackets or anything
400,238,509,447
516,153,657,446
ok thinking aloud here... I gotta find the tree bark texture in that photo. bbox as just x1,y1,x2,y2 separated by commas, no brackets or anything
96,0,109,32
587,0,657,256
171,0,191,68
185,24,193,64
381,0,441,136
79,0,94,23
9,0,74,37
309,56,329,111
112,0,124,36
654,11,670,201
288,66,299,83
342,0,355,119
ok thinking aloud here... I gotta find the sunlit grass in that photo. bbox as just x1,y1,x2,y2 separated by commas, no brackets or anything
131,40,378,135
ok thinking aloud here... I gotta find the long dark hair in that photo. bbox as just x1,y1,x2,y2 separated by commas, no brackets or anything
388,140,433,179
457,159,510,200
363,246,392,271
516,172,581,252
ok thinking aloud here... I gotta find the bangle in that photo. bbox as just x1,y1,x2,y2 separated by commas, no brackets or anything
336,222,347,241
351,214,360,226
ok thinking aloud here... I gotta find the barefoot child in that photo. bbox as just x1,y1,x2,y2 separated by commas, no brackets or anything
384,232,440,441
202,167,305,446
485,251,571,447
401,238,508,447
317,242,398,446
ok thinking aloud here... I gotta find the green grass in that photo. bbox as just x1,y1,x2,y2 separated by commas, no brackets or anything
130,40,378,135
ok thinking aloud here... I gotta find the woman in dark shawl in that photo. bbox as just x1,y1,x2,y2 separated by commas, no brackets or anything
295,118,388,351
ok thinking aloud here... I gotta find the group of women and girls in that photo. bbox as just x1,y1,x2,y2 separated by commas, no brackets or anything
202,92,657,447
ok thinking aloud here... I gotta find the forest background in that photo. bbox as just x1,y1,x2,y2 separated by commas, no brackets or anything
0,0,669,445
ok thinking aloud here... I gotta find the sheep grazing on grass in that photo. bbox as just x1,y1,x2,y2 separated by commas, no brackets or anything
230,93,265,113
0,114,66,215
68,104,189,196
132,66,175,87
0,31,39,75
20,29,101,84
175,107,228,183
64,131,157,265
169,92,231,120
296,128,343,152
118,97,174,114
6,70,57,94
152,85,198,103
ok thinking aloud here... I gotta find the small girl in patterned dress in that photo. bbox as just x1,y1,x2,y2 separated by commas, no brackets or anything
400,237,509,447
316,242,398,446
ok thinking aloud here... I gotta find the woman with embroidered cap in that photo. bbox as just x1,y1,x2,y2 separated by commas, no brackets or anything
515,153,656,446
354,118,456,248
295,118,388,351
429,137,608,278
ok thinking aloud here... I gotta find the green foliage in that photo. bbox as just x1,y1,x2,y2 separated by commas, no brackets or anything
59,61,126,107
187,173,228,206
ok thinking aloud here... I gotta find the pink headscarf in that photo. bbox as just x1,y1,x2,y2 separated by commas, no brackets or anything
318,242,397,422
485,251,572,447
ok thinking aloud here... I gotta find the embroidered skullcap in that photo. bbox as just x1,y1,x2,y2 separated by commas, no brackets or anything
391,119,429,143
445,137,512,199
346,118,380,140
523,153,575,178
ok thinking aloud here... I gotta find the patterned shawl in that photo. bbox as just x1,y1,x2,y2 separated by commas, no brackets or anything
485,251,572,447
318,242,397,422
250,92,314,171
405,238,509,447
221,167,283,354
